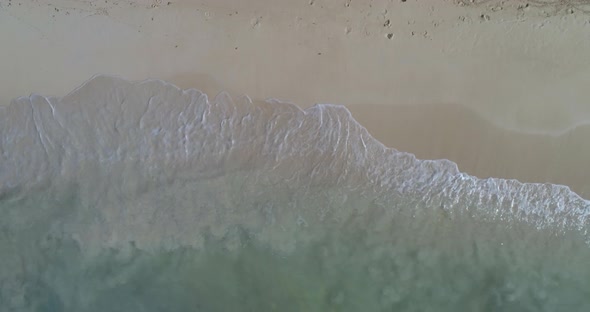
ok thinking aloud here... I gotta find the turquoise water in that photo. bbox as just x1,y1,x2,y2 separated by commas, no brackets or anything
2,75,590,311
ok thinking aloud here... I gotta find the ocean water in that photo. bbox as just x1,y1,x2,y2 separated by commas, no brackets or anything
2,75,590,311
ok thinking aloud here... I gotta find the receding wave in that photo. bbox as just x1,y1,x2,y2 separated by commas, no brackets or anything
1,75,590,311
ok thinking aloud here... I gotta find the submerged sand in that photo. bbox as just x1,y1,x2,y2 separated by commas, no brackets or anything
3,76,590,310
1,0,590,196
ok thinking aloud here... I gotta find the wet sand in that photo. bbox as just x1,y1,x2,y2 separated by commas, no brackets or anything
2,0,590,197
348,103,590,198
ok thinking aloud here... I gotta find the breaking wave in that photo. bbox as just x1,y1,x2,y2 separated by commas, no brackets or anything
1,75,590,311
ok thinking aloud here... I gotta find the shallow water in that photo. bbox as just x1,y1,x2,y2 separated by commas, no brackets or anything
2,76,590,311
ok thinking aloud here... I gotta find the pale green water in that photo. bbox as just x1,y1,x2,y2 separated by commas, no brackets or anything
2,174,590,312
2,75,590,311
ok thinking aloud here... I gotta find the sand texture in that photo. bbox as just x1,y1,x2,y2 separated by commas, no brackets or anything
1,0,590,196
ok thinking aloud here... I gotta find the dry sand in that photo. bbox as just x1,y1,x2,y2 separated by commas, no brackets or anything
1,0,590,196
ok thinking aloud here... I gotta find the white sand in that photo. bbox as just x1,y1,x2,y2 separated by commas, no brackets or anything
1,0,590,195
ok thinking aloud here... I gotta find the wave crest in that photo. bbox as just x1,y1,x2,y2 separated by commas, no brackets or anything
2,75,588,235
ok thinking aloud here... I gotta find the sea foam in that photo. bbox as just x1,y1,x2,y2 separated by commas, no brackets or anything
1,75,590,311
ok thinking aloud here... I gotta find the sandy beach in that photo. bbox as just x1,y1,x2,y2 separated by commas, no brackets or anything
2,0,590,196
4,2,590,308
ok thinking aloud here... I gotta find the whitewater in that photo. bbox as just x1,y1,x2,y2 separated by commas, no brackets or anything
1,75,590,311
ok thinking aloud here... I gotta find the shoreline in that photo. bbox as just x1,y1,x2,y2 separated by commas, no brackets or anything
2,0,589,197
